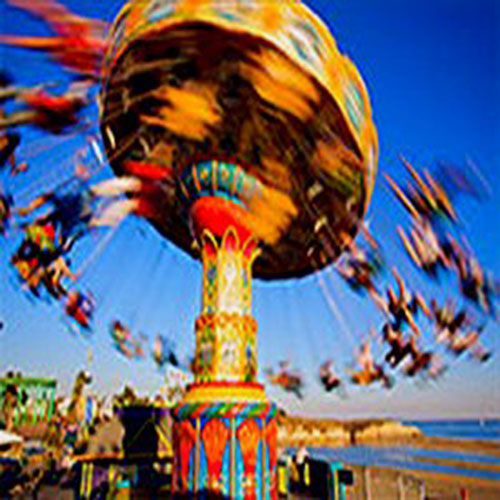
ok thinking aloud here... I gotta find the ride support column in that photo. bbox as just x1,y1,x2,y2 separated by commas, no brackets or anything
172,218,277,499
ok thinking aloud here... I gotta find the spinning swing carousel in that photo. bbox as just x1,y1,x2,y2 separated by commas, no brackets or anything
1,0,378,496
98,0,377,496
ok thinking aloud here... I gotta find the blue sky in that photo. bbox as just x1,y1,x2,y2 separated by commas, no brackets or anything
0,0,498,419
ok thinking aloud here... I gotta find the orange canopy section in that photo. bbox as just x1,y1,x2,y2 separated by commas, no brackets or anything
100,0,379,279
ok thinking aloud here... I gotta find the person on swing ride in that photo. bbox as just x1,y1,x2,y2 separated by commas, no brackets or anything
0,90,27,176
133,334,147,360
319,360,342,392
9,160,28,176
446,325,491,363
64,290,95,329
453,243,498,318
39,254,76,299
382,323,418,369
24,216,57,253
109,321,146,360
265,361,304,399
110,320,132,345
0,0,109,79
117,341,135,360
11,218,58,286
385,156,458,225
11,214,81,299
432,159,491,222
0,70,14,97
399,333,441,379
152,334,164,367
381,269,430,335
0,192,14,234
425,356,447,380
15,242,75,299
11,240,43,296
457,247,496,310
17,159,139,249
0,80,91,135
17,177,96,253
397,219,451,278
0,82,21,171
335,236,387,311
153,334,181,369
404,348,436,378
0,128,20,171
0,73,48,105
430,298,471,344
350,341,393,389
88,175,169,229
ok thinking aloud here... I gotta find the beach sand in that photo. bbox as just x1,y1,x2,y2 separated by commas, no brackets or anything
405,435,500,457
347,465,500,500
317,437,500,499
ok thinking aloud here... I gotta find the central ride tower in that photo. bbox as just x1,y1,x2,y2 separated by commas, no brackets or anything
100,0,378,497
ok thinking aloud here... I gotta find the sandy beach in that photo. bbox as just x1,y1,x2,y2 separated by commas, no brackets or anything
313,439,500,500
30,465,500,499
346,465,500,500
405,435,500,458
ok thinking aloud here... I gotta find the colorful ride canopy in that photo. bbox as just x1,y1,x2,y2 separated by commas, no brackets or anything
100,0,378,279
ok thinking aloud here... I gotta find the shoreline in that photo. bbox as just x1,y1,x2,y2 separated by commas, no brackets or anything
278,418,500,499
281,435,500,458
347,464,500,500
278,415,500,457
411,435,500,457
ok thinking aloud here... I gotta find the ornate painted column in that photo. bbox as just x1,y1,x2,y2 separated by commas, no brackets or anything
194,228,258,384
172,161,277,499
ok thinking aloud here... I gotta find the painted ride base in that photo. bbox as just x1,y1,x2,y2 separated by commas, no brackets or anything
172,382,277,499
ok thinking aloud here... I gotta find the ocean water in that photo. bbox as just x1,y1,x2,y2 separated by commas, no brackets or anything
405,419,500,441
291,420,500,480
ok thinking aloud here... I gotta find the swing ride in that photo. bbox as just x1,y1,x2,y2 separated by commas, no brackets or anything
0,0,497,498
96,0,377,495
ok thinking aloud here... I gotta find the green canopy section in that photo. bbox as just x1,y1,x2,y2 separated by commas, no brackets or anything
0,376,57,425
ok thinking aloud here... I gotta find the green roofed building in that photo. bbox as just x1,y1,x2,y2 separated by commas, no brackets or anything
0,376,57,426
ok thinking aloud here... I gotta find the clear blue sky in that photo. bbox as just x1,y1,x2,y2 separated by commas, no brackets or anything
0,0,498,419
